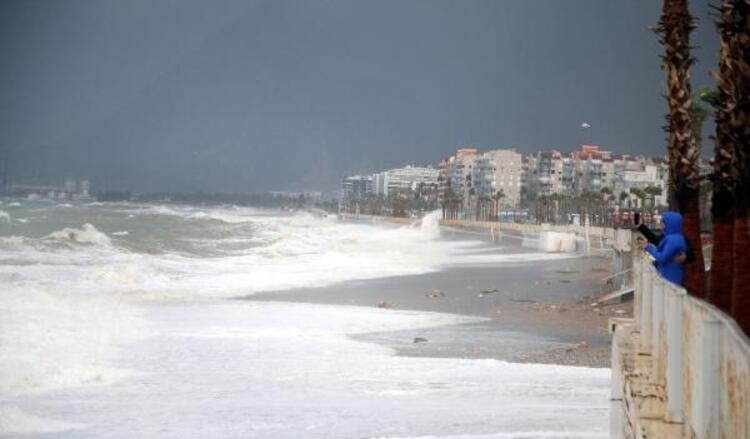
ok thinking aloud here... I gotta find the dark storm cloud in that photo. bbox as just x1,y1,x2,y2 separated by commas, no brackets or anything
0,0,720,192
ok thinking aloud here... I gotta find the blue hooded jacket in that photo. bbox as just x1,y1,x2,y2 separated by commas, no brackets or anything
645,211,687,285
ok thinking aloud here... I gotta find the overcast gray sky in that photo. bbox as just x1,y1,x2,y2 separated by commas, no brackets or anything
1,0,720,192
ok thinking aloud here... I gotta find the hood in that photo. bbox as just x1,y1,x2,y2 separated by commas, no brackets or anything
662,211,683,235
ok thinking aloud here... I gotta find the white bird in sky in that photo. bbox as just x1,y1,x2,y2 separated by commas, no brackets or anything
581,122,591,129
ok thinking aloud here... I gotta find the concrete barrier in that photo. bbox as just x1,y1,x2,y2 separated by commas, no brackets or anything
539,230,577,252
611,256,750,438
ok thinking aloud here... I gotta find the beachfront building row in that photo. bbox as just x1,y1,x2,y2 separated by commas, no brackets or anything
7,178,93,201
521,145,669,208
341,144,670,211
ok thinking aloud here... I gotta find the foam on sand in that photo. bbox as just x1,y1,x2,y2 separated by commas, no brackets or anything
0,285,144,394
3,300,609,438
0,406,84,436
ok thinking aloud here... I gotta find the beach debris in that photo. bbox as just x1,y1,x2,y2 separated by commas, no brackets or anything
477,288,499,297
425,290,445,299
413,337,428,343
377,301,393,309
565,341,589,352
615,309,626,315
509,298,537,304
553,269,578,274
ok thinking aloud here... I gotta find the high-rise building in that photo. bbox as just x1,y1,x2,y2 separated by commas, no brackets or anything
341,175,373,200
471,149,523,208
372,165,438,197
448,148,478,195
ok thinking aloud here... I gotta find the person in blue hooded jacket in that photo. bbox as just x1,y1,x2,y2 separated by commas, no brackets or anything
641,211,687,285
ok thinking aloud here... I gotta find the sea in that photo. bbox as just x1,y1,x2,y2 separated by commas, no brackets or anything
0,199,609,438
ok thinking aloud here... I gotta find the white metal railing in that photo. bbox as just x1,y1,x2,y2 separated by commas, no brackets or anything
633,256,750,439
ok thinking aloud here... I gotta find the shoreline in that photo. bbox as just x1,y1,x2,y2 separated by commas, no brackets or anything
242,245,631,368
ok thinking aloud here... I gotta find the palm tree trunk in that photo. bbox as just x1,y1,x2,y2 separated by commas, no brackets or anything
717,0,750,330
733,193,750,326
682,192,707,297
708,1,741,313
712,191,735,313
657,0,707,297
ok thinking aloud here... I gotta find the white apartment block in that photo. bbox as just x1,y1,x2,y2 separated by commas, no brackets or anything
613,162,668,207
372,165,439,197
341,175,373,200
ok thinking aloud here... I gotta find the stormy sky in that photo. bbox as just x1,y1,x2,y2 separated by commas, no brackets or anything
1,0,720,193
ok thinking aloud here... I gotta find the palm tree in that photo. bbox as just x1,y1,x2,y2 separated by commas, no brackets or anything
629,188,646,209
643,185,664,208
711,0,750,327
618,191,629,208
492,190,505,221
707,2,738,313
656,0,707,297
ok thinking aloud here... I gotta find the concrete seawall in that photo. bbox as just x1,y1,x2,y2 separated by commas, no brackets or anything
338,213,632,255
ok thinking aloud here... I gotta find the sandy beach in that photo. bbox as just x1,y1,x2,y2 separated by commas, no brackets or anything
244,229,632,368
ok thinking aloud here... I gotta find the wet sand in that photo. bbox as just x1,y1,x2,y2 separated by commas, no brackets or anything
242,239,632,368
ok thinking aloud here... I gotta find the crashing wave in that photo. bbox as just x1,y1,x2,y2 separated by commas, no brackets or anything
419,210,442,239
46,224,112,247
0,210,10,223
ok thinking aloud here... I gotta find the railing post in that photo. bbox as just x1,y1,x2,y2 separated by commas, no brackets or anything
652,277,665,384
666,289,684,423
634,258,643,327
610,326,625,439
640,263,653,353
697,319,721,439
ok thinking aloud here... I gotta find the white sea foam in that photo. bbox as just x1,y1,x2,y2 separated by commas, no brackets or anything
0,405,84,435
419,209,442,238
0,301,609,438
0,202,598,438
0,210,10,223
0,285,144,394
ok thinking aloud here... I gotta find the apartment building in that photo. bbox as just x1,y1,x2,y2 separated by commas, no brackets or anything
341,175,373,200
470,149,523,208
372,165,439,197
